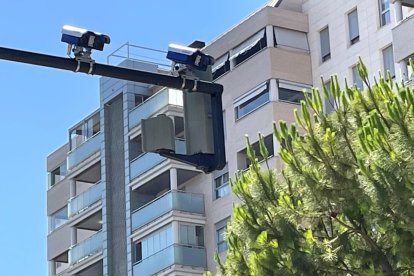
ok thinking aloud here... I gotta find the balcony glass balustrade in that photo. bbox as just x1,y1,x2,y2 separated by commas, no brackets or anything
133,244,206,276
129,139,185,180
68,181,103,217
69,230,103,265
131,190,205,231
67,133,102,170
129,88,183,129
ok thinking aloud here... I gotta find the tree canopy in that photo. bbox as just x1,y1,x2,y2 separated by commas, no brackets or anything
215,59,414,275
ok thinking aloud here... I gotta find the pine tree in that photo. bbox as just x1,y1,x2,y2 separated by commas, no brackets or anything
214,59,414,276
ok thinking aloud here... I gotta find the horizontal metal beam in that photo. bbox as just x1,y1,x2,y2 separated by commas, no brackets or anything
0,46,223,94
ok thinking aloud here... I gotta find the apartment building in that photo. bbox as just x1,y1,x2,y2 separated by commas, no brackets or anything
46,0,414,275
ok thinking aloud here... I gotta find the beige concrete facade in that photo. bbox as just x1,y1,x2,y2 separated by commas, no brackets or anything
47,1,414,275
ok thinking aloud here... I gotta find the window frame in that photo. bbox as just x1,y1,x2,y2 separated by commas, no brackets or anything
382,44,395,79
379,0,391,27
133,224,173,264
234,81,270,120
179,223,205,247
215,219,229,253
320,26,331,62
214,172,229,200
273,26,309,52
212,53,230,80
48,161,67,187
49,206,68,232
230,29,267,67
323,79,336,113
348,8,360,45
352,65,364,90
277,80,311,104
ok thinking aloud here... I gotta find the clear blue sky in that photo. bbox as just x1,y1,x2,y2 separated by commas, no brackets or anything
0,1,266,275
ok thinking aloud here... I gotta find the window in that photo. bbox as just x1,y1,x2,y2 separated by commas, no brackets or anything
133,224,173,263
274,27,309,51
69,112,100,150
230,29,267,67
216,219,229,253
278,80,311,104
320,27,331,62
179,224,204,247
352,65,364,89
212,53,230,80
383,45,395,78
237,134,274,170
129,135,143,161
324,80,335,113
134,94,149,107
215,172,229,199
50,206,68,232
234,82,270,120
379,0,390,26
49,161,67,187
348,9,359,45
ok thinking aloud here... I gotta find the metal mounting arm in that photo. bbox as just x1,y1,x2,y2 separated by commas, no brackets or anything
0,46,223,95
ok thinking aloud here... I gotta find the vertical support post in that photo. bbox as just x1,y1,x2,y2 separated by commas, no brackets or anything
49,261,56,276
69,178,76,198
172,221,179,244
71,227,78,246
394,0,403,22
170,168,178,190
266,25,274,47
269,79,278,101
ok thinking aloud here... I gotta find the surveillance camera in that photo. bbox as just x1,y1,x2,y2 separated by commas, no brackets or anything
166,43,215,72
61,25,110,51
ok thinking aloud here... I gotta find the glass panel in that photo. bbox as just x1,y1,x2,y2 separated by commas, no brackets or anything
131,191,205,230
215,172,230,199
68,181,103,217
379,0,390,26
69,230,103,265
67,133,102,169
278,88,305,104
133,245,206,276
50,206,68,231
236,89,269,119
324,80,335,113
179,224,188,245
130,153,166,180
352,66,364,89
216,184,230,199
217,226,228,253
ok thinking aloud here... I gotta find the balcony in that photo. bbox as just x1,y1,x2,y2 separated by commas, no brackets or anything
69,230,103,265
67,133,102,170
68,181,103,218
133,244,206,276
129,88,183,129
393,14,414,62
129,139,185,180
131,190,205,231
